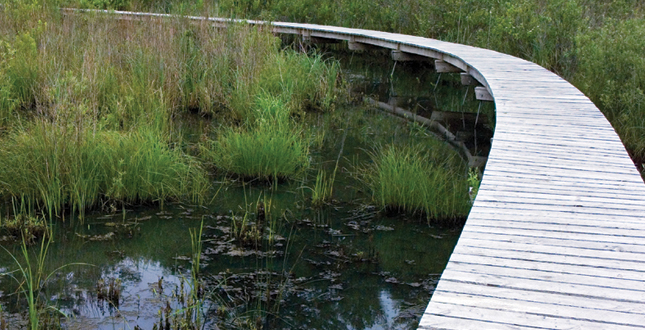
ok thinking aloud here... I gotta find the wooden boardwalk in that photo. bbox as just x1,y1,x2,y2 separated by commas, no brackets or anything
70,10,645,329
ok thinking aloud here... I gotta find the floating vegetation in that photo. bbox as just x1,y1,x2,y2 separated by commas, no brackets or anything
0,214,47,245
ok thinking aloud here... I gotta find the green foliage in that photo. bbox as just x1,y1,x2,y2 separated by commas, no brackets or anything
467,168,480,200
77,0,128,10
574,19,645,160
365,144,470,221
485,0,582,74
0,213,47,244
311,169,334,207
0,122,208,220
0,69,17,129
203,122,310,181
229,49,341,121
4,31,40,108
202,95,310,181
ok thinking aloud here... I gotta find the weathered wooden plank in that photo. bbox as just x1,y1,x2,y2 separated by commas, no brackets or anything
460,73,476,86
479,181,645,202
474,86,494,101
435,60,462,73
391,50,429,62
446,251,645,284
434,281,645,320
469,206,645,228
431,289,645,327
461,224,645,247
422,301,645,330
456,236,645,264
457,230,645,255
440,265,645,303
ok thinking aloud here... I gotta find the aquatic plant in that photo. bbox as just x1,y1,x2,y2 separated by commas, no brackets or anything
151,219,205,330
188,217,205,325
310,123,346,207
0,121,208,220
0,213,48,245
203,122,309,181
311,169,335,207
467,168,481,201
96,277,122,308
365,144,470,221
0,227,88,330
202,95,310,181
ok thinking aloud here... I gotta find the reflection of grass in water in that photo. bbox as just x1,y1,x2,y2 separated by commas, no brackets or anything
154,218,205,329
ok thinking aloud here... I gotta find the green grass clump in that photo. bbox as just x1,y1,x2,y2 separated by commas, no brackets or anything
0,121,208,220
204,123,310,181
311,169,334,207
366,144,470,221
202,95,310,181
229,49,342,121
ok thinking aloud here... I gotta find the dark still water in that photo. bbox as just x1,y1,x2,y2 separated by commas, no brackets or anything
0,52,493,329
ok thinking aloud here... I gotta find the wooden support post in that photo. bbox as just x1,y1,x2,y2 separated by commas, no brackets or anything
460,73,477,86
430,110,488,126
348,41,379,51
475,86,494,101
311,36,342,44
303,35,340,44
435,60,462,73
391,50,428,62
468,156,488,168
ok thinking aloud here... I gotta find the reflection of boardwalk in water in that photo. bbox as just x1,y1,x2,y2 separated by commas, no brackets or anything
66,9,645,329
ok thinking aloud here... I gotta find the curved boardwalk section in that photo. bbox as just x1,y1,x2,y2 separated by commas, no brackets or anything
70,10,645,329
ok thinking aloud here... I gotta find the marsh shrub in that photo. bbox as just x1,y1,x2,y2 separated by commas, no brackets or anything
3,31,40,109
485,0,582,75
366,144,470,221
575,18,645,161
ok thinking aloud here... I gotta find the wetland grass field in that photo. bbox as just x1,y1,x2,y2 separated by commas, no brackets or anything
0,3,482,329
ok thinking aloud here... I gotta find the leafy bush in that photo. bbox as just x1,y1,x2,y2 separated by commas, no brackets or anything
575,19,645,161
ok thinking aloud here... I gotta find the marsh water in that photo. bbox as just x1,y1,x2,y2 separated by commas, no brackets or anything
0,52,492,329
